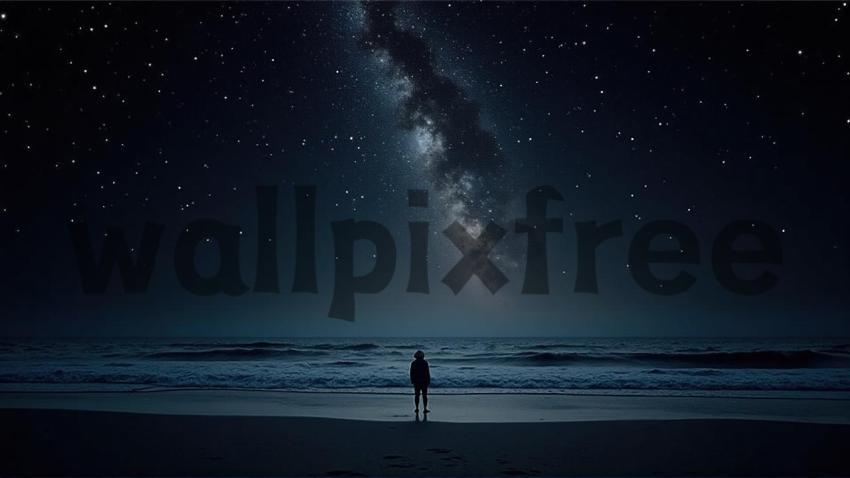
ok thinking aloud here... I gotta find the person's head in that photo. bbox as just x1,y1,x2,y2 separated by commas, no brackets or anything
413,350,425,360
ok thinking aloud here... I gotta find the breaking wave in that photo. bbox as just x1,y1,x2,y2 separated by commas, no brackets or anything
472,350,850,369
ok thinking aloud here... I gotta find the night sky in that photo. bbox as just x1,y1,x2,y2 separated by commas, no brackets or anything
0,2,848,337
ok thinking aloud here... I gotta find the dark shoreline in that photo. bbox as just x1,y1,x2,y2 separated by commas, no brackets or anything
2,408,849,476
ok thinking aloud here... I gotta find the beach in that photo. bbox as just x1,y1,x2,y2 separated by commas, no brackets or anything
2,390,850,476
3,337,850,474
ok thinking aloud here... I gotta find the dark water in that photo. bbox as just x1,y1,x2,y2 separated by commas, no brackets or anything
1,337,849,394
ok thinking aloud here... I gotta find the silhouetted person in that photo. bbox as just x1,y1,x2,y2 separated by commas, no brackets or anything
410,350,430,413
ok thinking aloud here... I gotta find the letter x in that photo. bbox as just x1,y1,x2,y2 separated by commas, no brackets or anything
442,221,509,294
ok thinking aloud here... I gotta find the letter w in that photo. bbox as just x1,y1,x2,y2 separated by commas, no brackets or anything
69,222,164,293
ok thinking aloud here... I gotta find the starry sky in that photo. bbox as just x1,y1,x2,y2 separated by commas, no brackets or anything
0,2,848,337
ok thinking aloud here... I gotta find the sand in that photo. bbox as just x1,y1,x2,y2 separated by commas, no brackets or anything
1,391,849,475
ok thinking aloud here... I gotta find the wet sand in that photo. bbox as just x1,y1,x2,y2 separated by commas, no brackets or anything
1,388,849,423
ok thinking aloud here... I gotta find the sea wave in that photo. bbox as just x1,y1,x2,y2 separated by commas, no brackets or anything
308,343,381,351
145,348,328,361
445,350,850,369
166,341,295,349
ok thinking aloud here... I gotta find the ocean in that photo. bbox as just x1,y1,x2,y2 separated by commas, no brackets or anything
2,337,850,395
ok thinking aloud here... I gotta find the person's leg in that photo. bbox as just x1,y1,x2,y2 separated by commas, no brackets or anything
414,387,421,412
422,387,429,411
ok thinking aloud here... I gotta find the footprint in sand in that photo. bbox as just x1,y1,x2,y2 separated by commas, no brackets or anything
501,468,541,476
382,455,414,469
425,448,466,467
426,448,452,454
501,469,526,476
325,470,366,477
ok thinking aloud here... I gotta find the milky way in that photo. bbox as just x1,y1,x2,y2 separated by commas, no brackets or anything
359,2,511,234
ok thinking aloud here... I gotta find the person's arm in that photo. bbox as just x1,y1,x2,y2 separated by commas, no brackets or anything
410,362,415,384
425,362,430,386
